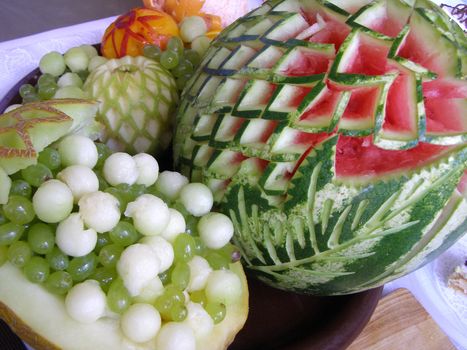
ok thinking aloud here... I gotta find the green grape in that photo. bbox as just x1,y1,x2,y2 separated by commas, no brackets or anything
115,183,137,203
104,187,128,212
204,250,230,270
176,73,193,91
19,84,36,98
22,94,40,104
0,223,25,246
38,148,61,170
46,247,69,271
0,208,7,225
96,172,109,191
184,215,199,235
24,256,50,283
94,232,111,253
190,290,207,306
39,51,66,77
172,60,193,78
107,278,131,314
0,246,7,266
130,184,146,198
143,44,161,61
9,180,32,199
95,143,112,169
184,49,201,67
64,47,89,73
57,72,83,88
7,241,32,268
173,233,196,262
154,285,185,319
38,84,58,100
193,236,206,256
109,221,139,247
37,73,57,87
98,244,123,267
45,270,73,295
27,223,55,254
21,163,53,187
77,69,90,82
171,261,190,290
170,303,188,322
167,37,184,55
79,44,98,58
158,268,172,285
205,302,226,324
3,195,35,225
91,267,117,293
217,243,241,263
67,253,97,282
160,51,179,70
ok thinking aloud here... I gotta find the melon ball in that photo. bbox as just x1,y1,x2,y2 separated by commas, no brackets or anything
117,244,161,296
57,165,99,202
133,153,159,186
155,171,189,201
32,180,73,223
103,152,139,186
56,213,97,257
124,194,170,236
155,322,196,350
183,302,214,339
78,191,120,233
205,270,242,306
179,183,213,217
133,276,164,304
198,212,234,249
187,256,212,292
140,236,174,273
160,208,186,243
121,303,161,343
58,135,98,168
65,280,106,323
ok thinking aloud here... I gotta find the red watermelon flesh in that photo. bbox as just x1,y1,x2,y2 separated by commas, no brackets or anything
280,49,332,77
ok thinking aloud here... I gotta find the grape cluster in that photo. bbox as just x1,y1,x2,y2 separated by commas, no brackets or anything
0,139,241,331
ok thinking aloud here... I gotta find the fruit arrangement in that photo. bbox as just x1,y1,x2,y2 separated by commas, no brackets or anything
174,0,467,295
0,101,248,350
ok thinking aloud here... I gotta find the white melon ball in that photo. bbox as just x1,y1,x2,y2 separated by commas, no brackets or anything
183,302,214,339
121,303,161,343
58,135,98,168
155,322,196,350
57,165,99,202
140,236,174,273
124,194,170,236
56,213,97,257
180,16,207,43
198,212,234,249
133,153,159,186
187,256,212,292
205,270,242,306
134,276,164,304
160,208,186,243
103,152,139,186
78,191,121,233
179,183,213,217
65,280,106,323
117,244,161,296
33,179,73,223
155,171,189,201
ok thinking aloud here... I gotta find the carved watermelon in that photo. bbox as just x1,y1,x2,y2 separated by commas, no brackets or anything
174,0,467,295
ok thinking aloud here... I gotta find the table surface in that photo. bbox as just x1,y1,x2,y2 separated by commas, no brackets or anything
0,0,141,42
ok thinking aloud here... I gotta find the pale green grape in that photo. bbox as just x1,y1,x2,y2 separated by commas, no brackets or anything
38,148,61,170
95,143,112,169
0,223,24,246
171,262,190,290
0,246,7,266
27,223,55,254
167,37,184,55
39,51,66,77
180,16,207,43
107,278,131,314
204,250,230,270
91,267,117,293
19,84,36,98
189,290,207,306
9,180,32,199
24,256,50,283
184,49,201,67
172,60,193,78
193,237,206,256
143,45,161,61
98,244,123,267
45,271,73,295
64,47,89,73
160,51,179,70
170,303,188,322
3,196,35,225
94,232,111,253
173,233,196,262
154,285,185,320
37,74,56,88
7,241,32,267
57,72,83,88
46,247,69,271
67,253,97,282
80,44,98,58
0,208,6,225
205,302,226,324
21,163,53,187
53,86,86,99
109,221,139,247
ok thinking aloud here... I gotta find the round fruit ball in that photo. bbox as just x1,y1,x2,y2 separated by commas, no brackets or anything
101,7,180,59
173,0,467,295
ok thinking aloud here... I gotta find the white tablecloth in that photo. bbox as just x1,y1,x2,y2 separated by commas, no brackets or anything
0,1,466,349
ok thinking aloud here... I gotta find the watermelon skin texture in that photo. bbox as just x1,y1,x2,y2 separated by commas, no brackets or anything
174,0,467,295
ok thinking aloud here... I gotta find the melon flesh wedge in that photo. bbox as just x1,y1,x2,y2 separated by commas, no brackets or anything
0,262,248,350
0,166,11,205
0,99,98,175
174,0,467,295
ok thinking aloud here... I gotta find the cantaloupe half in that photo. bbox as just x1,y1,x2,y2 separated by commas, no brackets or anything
0,262,248,350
